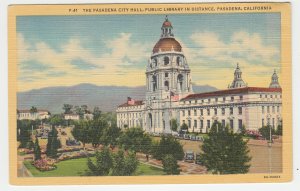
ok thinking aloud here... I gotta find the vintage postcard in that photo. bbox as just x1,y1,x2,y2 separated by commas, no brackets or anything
8,2,292,185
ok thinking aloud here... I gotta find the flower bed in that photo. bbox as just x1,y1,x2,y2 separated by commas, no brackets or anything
18,148,33,155
57,150,95,161
245,130,262,139
32,159,57,171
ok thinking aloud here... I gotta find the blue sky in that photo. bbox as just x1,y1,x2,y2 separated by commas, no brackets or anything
17,13,281,91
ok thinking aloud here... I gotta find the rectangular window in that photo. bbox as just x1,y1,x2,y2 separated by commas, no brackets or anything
222,119,225,127
265,95,267,98
271,95,273,98
215,98,218,102
207,109,210,116
240,95,243,100
207,120,211,129
165,73,168,77
272,118,275,128
200,109,203,115
223,97,226,102
238,107,242,115
182,110,185,116
200,120,203,128
272,106,275,113
195,100,197,104
194,109,197,116
202,99,204,103
188,110,191,116
238,119,243,131
208,98,211,103
188,120,191,128
194,120,197,129
260,94,262,98
230,119,234,130
214,108,217,115
231,96,234,101
267,106,270,113
222,108,225,115
277,106,279,112
230,107,233,115
262,106,265,113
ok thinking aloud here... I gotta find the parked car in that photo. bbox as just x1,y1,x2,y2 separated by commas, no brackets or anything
195,136,204,142
183,134,190,140
190,135,196,141
184,150,195,162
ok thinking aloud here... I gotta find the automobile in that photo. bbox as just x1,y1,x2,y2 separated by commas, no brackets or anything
184,150,195,162
195,136,204,142
190,135,196,141
183,134,190,140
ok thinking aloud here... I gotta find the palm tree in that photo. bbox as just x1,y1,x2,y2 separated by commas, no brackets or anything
30,106,38,119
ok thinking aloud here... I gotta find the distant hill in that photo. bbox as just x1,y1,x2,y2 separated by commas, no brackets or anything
17,83,218,113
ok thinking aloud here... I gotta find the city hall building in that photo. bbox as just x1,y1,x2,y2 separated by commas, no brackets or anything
116,17,282,134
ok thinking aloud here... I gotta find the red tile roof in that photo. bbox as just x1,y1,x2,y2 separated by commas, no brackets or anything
181,87,282,101
118,100,144,108
17,109,50,113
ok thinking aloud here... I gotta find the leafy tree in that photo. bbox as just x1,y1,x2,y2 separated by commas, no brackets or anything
259,125,275,141
74,106,84,119
276,124,282,136
200,122,251,174
46,127,60,158
101,123,121,149
62,104,73,114
162,154,181,175
87,147,113,176
93,107,102,120
111,149,138,176
118,127,150,153
239,124,246,135
170,119,178,132
152,135,184,160
49,114,64,126
180,123,188,131
33,137,41,161
81,105,88,113
123,150,138,175
72,120,91,149
89,118,107,148
17,120,32,148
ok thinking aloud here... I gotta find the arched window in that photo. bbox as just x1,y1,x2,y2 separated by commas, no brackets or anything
177,74,183,91
152,75,157,91
164,81,169,91
164,56,169,65
153,58,157,67
176,57,181,66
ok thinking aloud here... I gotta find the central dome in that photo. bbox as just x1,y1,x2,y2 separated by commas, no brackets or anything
152,38,182,53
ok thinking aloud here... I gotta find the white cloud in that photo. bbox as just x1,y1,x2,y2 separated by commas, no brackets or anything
17,33,151,91
181,31,280,89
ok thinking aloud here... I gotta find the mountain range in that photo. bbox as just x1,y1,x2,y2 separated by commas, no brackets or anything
17,83,218,114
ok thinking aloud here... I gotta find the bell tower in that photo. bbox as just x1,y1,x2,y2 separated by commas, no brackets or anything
145,16,193,134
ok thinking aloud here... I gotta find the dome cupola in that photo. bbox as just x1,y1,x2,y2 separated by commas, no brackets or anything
152,16,182,54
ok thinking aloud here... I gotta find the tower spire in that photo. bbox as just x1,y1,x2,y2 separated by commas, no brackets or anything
229,63,247,89
269,69,281,88
161,16,174,38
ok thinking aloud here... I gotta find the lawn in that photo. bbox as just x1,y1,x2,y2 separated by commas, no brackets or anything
24,158,165,177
